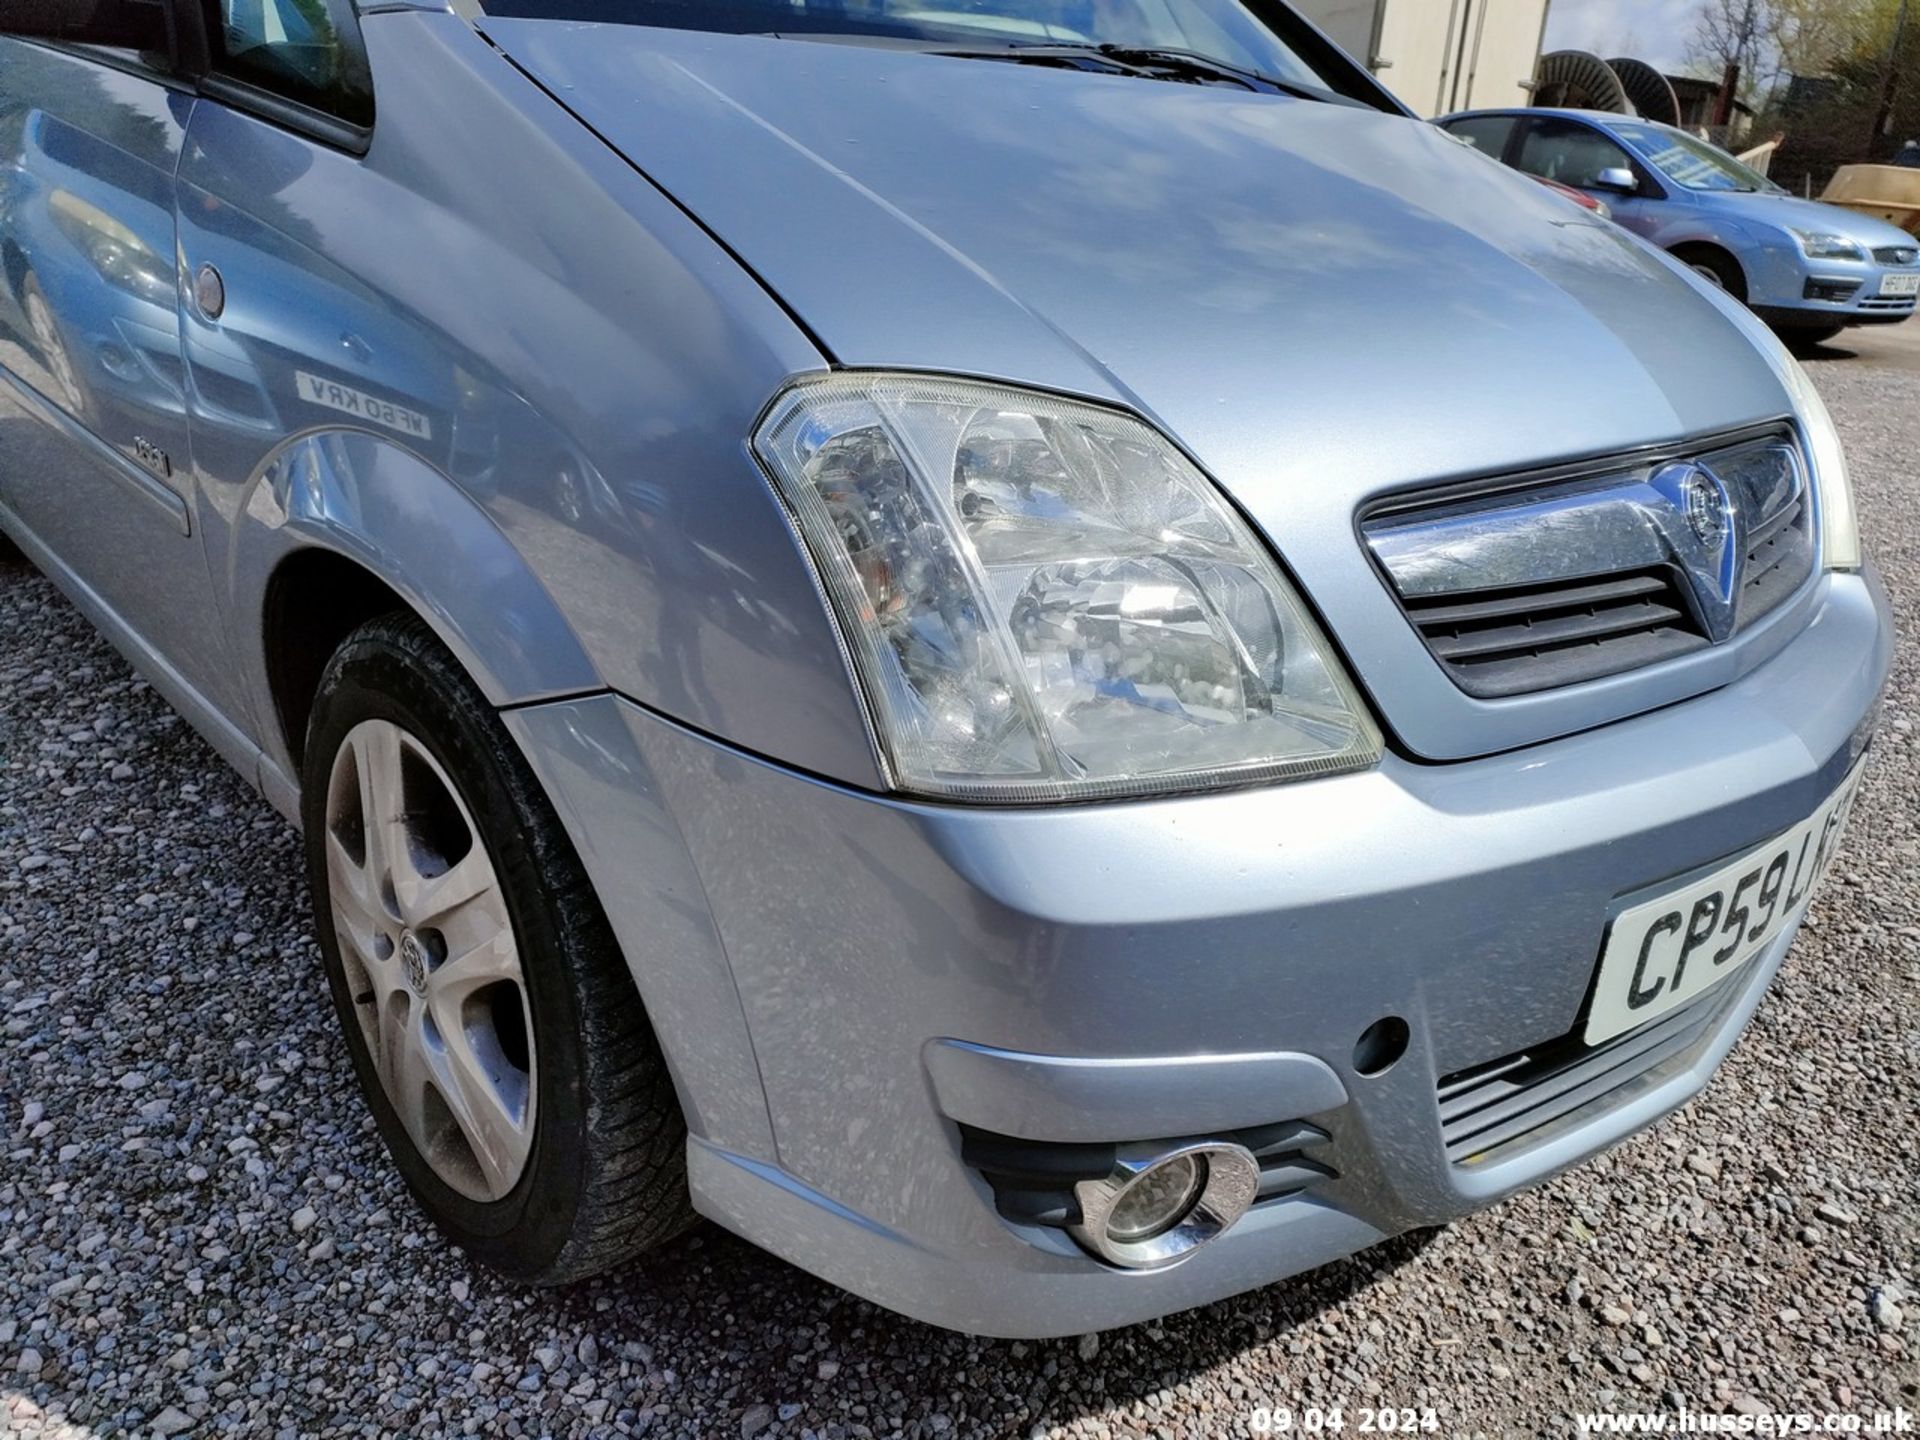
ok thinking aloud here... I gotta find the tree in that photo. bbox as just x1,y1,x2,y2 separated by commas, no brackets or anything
1761,0,1918,185
1770,0,1875,79
1688,0,1781,107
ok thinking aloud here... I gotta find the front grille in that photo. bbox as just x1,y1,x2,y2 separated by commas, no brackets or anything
1742,497,1809,619
1873,245,1919,266
1365,429,1814,698
1403,567,1705,698
1437,983,1737,1165
1860,295,1918,312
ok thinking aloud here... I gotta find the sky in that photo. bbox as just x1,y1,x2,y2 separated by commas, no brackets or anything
1542,0,1705,75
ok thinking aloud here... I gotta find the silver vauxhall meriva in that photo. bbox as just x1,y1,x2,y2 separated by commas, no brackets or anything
0,0,1893,1338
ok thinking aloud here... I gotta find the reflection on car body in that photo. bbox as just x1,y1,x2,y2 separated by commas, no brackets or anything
1439,105,1920,340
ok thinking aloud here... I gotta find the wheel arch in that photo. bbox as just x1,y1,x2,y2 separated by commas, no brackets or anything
229,428,602,799
259,548,410,776
1667,239,1750,301
251,441,779,1162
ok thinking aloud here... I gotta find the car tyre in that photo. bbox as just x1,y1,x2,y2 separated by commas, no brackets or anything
302,610,696,1283
1673,246,1746,300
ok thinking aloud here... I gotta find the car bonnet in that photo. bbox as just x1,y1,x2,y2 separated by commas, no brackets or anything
484,25,1791,493
481,21,1814,762
1690,187,1920,250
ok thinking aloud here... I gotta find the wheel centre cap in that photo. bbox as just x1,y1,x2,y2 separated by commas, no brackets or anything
399,932,429,994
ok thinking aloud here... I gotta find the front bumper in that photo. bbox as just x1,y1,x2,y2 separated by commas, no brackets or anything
508,567,1891,1338
1752,252,1919,327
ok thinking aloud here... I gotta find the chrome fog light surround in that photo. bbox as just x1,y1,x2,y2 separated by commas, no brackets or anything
1070,1141,1260,1270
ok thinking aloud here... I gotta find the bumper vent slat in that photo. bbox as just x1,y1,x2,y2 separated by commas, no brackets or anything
1254,1158,1337,1199
1437,983,1737,1165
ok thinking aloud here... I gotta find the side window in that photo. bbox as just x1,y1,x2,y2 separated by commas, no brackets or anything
212,0,373,129
1514,119,1634,190
1441,115,1517,159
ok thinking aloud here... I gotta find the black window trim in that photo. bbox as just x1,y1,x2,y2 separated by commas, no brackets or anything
197,65,373,152
28,0,374,153
1511,114,1667,201
1436,111,1523,164
38,0,377,154
192,0,375,153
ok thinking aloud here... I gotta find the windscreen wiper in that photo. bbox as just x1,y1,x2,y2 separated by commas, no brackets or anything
937,41,1352,103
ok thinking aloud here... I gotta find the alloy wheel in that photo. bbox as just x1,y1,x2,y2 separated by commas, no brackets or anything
323,718,536,1201
24,284,82,412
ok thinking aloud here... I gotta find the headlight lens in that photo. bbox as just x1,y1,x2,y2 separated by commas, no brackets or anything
48,189,173,306
1791,229,1865,261
754,374,1380,802
1777,353,1861,571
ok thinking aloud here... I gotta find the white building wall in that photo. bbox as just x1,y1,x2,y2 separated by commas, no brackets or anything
1293,0,1550,117
1296,0,1379,61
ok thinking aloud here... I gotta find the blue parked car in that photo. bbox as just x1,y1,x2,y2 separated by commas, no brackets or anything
0,0,1892,1338
1439,107,1920,342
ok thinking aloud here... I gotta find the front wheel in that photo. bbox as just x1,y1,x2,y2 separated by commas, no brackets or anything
302,612,695,1282
1672,246,1746,300
22,274,83,417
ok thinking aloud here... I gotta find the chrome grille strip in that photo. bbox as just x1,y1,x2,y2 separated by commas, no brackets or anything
1363,431,1813,698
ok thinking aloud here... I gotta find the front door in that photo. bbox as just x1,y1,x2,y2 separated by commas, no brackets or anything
1510,116,1660,240
0,39,244,719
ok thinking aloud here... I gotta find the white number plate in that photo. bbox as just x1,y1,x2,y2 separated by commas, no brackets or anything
294,371,433,439
1583,760,1865,1045
1880,272,1920,297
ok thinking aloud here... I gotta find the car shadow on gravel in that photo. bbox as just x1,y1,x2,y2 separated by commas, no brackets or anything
517,1211,1445,1434
1788,338,1860,363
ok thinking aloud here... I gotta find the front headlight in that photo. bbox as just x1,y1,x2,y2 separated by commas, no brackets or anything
1777,353,1862,571
754,374,1381,802
49,188,173,305
1791,229,1866,261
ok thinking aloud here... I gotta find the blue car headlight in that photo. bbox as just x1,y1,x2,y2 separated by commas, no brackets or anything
1790,229,1866,262
753,374,1380,802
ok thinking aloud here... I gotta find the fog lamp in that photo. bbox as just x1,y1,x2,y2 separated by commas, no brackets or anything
1070,1141,1259,1269
1106,1153,1205,1242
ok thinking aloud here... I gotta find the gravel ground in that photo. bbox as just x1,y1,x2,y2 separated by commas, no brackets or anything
2,355,1917,1440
